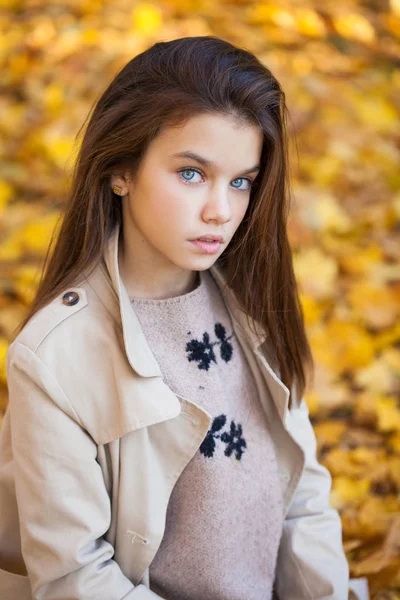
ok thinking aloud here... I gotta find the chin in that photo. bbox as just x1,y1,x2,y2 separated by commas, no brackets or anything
176,257,217,272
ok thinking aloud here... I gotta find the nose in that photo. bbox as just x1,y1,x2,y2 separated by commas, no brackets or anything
201,187,232,224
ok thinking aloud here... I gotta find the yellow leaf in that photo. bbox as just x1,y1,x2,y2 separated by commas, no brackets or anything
303,390,319,416
313,420,347,447
293,248,338,300
13,279,39,305
131,4,163,34
333,13,376,44
330,476,370,508
374,322,400,353
8,53,30,79
347,281,399,329
354,358,397,395
381,348,400,374
20,212,60,255
13,264,41,289
353,393,379,428
246,4,274,25
350,447,386,467
312,155,342,186
11,264,42,304
271,8,296,28
26,17,56,50
42,133,76,170
292,55,313,76
351,91,398,133
388,432,400,453
43,83,64,113
323,447,385,478
0,233,22,261
340,244,383,276
341,496,399,540
0,180,13,214
295,8,326,38
247,5,296,29
358,496,400,538
376,396,400,432
390,0,400,17
81,28,101,46
0,0,22,8
0,102,25,136
310,320,374,373
305,363,349,413
301,193,352,233
299,293,322,326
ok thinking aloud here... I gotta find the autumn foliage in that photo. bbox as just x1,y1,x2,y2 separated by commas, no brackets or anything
0,0,399,596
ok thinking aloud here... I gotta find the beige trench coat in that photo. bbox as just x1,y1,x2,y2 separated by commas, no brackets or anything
0,221,368,599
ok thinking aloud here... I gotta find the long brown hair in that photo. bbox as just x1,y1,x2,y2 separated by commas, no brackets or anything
12,35,314,410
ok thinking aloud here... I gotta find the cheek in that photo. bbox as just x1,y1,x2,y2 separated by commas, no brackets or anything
148,179,190,225
132,180,188,233
161,189,188,215
234,199,250,225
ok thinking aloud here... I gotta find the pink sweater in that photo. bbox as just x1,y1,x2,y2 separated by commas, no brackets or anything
130,268,284,600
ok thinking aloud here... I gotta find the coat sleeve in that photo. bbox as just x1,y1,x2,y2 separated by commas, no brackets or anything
274,395,351,600
5,342,164,600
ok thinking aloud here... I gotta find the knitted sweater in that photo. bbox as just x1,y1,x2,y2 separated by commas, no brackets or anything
129,269,284,600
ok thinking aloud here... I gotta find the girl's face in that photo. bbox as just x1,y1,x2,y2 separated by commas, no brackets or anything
112,112,263,289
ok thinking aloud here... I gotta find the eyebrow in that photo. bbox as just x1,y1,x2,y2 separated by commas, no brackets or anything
170,151,260,175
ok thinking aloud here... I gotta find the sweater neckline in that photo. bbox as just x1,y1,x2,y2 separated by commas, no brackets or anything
129,270,204,305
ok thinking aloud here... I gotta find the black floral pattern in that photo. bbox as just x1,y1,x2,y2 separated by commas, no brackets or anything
199,414,247,461
220,421,247,460
199,414,227,458
186,323,233,370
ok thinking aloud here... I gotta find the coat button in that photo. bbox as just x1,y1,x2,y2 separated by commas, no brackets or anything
62,291,80,306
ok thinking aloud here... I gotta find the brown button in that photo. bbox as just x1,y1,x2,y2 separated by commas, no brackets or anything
62,291,80,306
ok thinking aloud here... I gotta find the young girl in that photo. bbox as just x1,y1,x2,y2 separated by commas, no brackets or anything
0,35,360,600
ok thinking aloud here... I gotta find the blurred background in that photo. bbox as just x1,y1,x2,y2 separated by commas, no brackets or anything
0,0,399,596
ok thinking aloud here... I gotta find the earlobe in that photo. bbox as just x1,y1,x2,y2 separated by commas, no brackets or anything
112,185,123,195
111,172,131,196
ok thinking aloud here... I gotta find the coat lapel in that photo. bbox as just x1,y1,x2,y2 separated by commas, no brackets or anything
101,222,163,378
85,220,291,439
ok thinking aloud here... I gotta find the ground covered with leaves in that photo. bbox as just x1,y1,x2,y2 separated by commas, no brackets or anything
0,0,399,596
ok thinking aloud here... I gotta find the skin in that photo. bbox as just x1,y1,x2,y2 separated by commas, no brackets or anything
110,112,264,299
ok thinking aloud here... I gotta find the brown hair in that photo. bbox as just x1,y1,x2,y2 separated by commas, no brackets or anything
12,35,314,410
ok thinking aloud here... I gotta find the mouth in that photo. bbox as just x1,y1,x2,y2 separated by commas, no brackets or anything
190,239,222,254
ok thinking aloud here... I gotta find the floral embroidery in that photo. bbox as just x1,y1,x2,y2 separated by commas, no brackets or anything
186,323,233,371
200,414,247,461
199,414,227,458
220,421,247,460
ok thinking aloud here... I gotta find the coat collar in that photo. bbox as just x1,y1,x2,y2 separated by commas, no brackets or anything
97,220,268,379
83,221,291,435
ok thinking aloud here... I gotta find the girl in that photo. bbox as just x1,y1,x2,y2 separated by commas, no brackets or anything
0,36,360,599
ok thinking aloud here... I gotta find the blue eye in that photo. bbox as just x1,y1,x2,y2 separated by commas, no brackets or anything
179,169,202,183
231,178,252,191
177,168,253,191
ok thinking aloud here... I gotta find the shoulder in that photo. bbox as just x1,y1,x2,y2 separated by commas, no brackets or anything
7,278,128,444
9,277,118,383
14,285,89,354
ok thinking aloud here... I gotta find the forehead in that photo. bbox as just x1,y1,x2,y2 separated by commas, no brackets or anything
153,113,264,168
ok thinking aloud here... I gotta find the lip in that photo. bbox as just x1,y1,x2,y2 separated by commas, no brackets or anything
194,235,225,243
190,239,221,254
